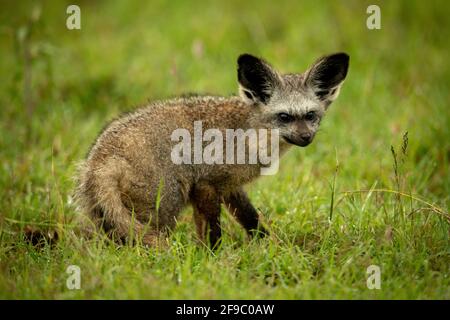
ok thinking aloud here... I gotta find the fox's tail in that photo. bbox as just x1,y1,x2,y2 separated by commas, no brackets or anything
74,160,160,247
23,225,58,247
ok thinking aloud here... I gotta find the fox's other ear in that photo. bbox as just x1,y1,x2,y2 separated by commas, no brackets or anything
305,53,349,104
237,54,281,105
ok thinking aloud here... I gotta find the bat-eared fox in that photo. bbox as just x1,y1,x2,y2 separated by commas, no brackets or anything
74,52,349,249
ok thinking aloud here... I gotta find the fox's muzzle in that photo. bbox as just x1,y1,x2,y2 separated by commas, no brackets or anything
282,134,313,147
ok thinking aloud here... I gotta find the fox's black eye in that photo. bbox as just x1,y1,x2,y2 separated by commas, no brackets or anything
304,111,316,121
277,113,294,123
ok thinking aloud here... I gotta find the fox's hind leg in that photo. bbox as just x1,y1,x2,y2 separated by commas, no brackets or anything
76,157,165,248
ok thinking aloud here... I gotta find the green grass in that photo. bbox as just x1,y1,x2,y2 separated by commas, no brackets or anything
0,0,449,299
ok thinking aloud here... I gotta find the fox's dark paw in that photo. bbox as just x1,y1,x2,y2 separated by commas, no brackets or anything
250,225,269,238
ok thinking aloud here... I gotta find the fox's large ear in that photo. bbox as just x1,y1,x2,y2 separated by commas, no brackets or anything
237,54,281,105
305,53,349,105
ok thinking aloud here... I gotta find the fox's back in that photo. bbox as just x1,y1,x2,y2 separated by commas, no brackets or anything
86,96,253,174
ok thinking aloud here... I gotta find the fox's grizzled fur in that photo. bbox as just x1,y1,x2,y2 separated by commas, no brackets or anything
75,53,349,248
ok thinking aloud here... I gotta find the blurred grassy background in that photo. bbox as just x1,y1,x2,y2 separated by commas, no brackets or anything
0,0,448,299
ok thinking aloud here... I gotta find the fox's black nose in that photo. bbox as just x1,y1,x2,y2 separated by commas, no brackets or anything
300,133,311,141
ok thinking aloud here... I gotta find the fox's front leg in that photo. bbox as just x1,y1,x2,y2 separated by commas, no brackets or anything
192,183,222,249
223,188,268,237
